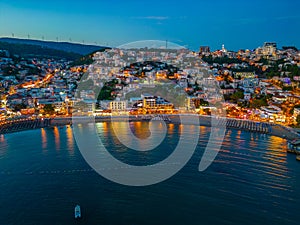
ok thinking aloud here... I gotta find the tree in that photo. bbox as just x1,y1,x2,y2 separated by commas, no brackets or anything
282,86,293,91
230,91,244,102
296,115,300,126
250,99,268,109
13,103,26,112
43,104,55,115
2,66,19,76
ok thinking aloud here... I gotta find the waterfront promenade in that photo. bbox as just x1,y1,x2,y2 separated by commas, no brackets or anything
168,115,300,140
0,115,299,141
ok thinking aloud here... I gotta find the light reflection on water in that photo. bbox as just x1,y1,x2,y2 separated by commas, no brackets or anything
0,134,7,157
0,122,299,225
53,126,60,151
41,128,47,151
66,126,74,156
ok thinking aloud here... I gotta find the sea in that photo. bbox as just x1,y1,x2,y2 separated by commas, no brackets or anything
0,121,299,225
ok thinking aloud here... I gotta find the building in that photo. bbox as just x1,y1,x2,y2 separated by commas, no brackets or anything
293,107,300,118
109,101,127,111
260,105,285,123
141,94,174,113
287,95,300,104
244,92,251,101
186,96,196,111
221,89,235,95
199,46,210,54
262,42,277,56
82,99,96,114
233,72,256,79
221,44,227,53
272,95,286,103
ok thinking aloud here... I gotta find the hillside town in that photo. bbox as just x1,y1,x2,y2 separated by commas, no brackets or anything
1,42,300,127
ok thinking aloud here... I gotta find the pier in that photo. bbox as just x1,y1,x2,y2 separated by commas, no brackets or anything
0,118,52,134
215,118,271,134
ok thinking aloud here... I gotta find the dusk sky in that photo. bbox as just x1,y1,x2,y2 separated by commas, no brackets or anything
0,0,299,51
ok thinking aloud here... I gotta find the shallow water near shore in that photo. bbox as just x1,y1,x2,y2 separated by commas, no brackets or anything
0,122,299,225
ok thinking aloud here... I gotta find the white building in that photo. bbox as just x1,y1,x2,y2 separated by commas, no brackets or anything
260,105,285,123
262,42,277,56
109,101,127,111
244,92,251,101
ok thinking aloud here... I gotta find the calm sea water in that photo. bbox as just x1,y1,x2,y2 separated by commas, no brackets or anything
0,122,299,225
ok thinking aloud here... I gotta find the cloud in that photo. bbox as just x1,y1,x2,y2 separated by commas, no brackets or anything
132,16,169,21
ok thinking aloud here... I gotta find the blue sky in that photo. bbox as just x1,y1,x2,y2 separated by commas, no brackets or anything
0,0,299,50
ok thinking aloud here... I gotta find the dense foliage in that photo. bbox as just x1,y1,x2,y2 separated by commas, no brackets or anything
69,49,107,67
0,41,82,60
201,55,243,65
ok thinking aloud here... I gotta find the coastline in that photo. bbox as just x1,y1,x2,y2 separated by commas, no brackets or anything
1,115,299,141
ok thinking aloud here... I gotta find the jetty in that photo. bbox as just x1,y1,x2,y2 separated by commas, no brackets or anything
215,118,271,134
0,118,52,134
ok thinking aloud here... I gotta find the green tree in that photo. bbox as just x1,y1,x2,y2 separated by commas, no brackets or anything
230,91,244,102
296,115,300,126
13,103,26,112
250,99,268,108
282,86,293,91
43,104,55,114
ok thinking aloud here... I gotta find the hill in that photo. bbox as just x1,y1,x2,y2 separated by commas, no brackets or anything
0,41,82,61
0,37,108,55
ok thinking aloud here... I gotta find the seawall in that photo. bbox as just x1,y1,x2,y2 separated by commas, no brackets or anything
1,115,299,141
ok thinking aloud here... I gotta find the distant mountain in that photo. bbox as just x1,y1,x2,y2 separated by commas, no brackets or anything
0,37,108,55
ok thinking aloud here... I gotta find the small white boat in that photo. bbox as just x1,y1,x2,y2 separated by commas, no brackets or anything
74,205,81,219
